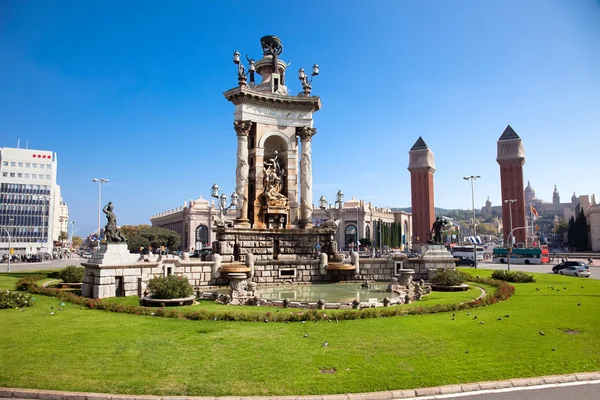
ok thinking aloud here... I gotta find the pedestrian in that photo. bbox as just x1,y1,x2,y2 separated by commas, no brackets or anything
588,257,594,266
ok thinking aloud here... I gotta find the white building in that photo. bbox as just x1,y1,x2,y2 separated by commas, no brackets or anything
151,194,412,253
0,146,68,255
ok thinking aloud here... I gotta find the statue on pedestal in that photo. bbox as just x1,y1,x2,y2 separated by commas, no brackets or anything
263,151,288,207
103,202,127,243
430,217,446,244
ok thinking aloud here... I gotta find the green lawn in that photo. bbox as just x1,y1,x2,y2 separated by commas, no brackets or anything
0,269,598,396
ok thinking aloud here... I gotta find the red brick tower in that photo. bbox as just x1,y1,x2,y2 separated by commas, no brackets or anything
408,137,435,250
497,125,527,245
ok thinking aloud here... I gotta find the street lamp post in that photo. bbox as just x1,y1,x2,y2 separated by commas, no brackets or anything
379,218,383,255
504,199,516,271
1,219,13,272
92,178,109,250
463,175,481,268
69,221,75,250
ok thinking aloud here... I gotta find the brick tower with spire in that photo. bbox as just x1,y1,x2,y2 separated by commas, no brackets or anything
496,125,527,245
408,137,435,250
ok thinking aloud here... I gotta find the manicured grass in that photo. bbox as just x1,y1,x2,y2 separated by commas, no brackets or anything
0,269,598,396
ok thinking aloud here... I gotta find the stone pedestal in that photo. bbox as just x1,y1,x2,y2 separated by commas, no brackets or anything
86,243,140,266
421,244,455,278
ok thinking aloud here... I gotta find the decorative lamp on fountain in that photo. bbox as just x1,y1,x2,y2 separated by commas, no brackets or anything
298,64,319,96
232,50,256,88
335,189,344,209
211,183,238,227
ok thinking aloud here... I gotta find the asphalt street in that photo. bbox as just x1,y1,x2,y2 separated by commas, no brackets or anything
417,381,600,400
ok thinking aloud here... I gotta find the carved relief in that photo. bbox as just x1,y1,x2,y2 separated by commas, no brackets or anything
263,151,288,207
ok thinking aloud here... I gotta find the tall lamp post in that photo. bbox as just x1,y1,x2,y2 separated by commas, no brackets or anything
69,221,75,250
1,218,13,272
463,175,481,268
92,178,109,250
504,199,516,271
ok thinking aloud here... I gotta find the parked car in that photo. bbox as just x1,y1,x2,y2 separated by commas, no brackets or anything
454,256,475,267
552,261,589,274
559,265,591,278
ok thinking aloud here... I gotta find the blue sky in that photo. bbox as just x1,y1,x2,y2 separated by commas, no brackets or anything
1,0,599,237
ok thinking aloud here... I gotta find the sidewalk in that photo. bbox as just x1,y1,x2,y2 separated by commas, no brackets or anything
1,372,599,400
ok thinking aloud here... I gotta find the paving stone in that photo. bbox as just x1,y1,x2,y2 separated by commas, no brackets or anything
478,380,512,390
387,390,415,399
347,391,392,400
459,383,481,393
85,395,112,400
318,395,348,400
509,377,545,387
0,388,13,398
295,395,323,400
413,387,440,396
12,390,40,399
37,392,63,400
574,372,600,381
60,393,87,400
541,375,564,384
438,385,463,394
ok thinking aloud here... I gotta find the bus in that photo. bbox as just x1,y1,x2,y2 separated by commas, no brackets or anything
451,245,484,261
492,247,543,265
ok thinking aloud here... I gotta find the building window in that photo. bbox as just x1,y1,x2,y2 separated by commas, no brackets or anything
17,173,23,178
31,174,36,179
45,175,50,180
195,224,209,247
10,172,15,177
25,163,30,168
2,172,6,177
10,162,16,167
24,173,29,178
2,161,7,166
18,162,23,167
32,163,37,168
345,225,357,249
46,164,51,169
365,225,371,241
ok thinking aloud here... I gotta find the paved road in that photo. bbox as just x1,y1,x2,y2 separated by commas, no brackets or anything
0,256,85,273
475,257,600,280
421,381,600,400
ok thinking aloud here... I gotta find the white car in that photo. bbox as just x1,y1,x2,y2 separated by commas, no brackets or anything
559,265,591,278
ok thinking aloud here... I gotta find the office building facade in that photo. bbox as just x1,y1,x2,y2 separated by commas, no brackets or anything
0,147,68,255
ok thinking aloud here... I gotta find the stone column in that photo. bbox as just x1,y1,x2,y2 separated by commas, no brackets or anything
234,120,252,227
296,126,317,228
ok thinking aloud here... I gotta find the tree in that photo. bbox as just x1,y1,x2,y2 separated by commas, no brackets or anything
71,236,83,249
554,222,568,234
58,230,68,245
127,226,181,253
121,224,151,239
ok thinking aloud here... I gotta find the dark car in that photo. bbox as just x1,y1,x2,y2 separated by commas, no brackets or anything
454,256,475,267
552,261,589,274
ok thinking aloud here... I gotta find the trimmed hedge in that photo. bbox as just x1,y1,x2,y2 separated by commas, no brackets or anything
58,266,85,283
491,270,536,283
25,275,515,322
15,274,46,291
430,269,469,286
147,275,194,299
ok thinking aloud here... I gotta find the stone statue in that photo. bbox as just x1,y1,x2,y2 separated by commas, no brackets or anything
263,151,288,207
430,217,446,244
102,202,127,243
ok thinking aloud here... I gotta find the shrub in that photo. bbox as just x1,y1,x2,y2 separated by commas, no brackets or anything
15,274,46,291
491,270,536,283
146,275,194,299
430,268,468,286
0,290,34,309
58,266,85,283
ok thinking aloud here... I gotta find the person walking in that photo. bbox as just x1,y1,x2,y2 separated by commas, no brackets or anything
588,257,594,266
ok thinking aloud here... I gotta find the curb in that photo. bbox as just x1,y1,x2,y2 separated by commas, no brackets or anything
1,372,599,400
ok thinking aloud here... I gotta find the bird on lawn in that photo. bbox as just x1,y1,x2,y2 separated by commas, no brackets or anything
49,311,54,315
480,321,485,324
322,341,328,347
577,302,581,306
497,317,502,321
552,348,556,351
539,331,545,336
303,334,309,338
535,288,540,291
